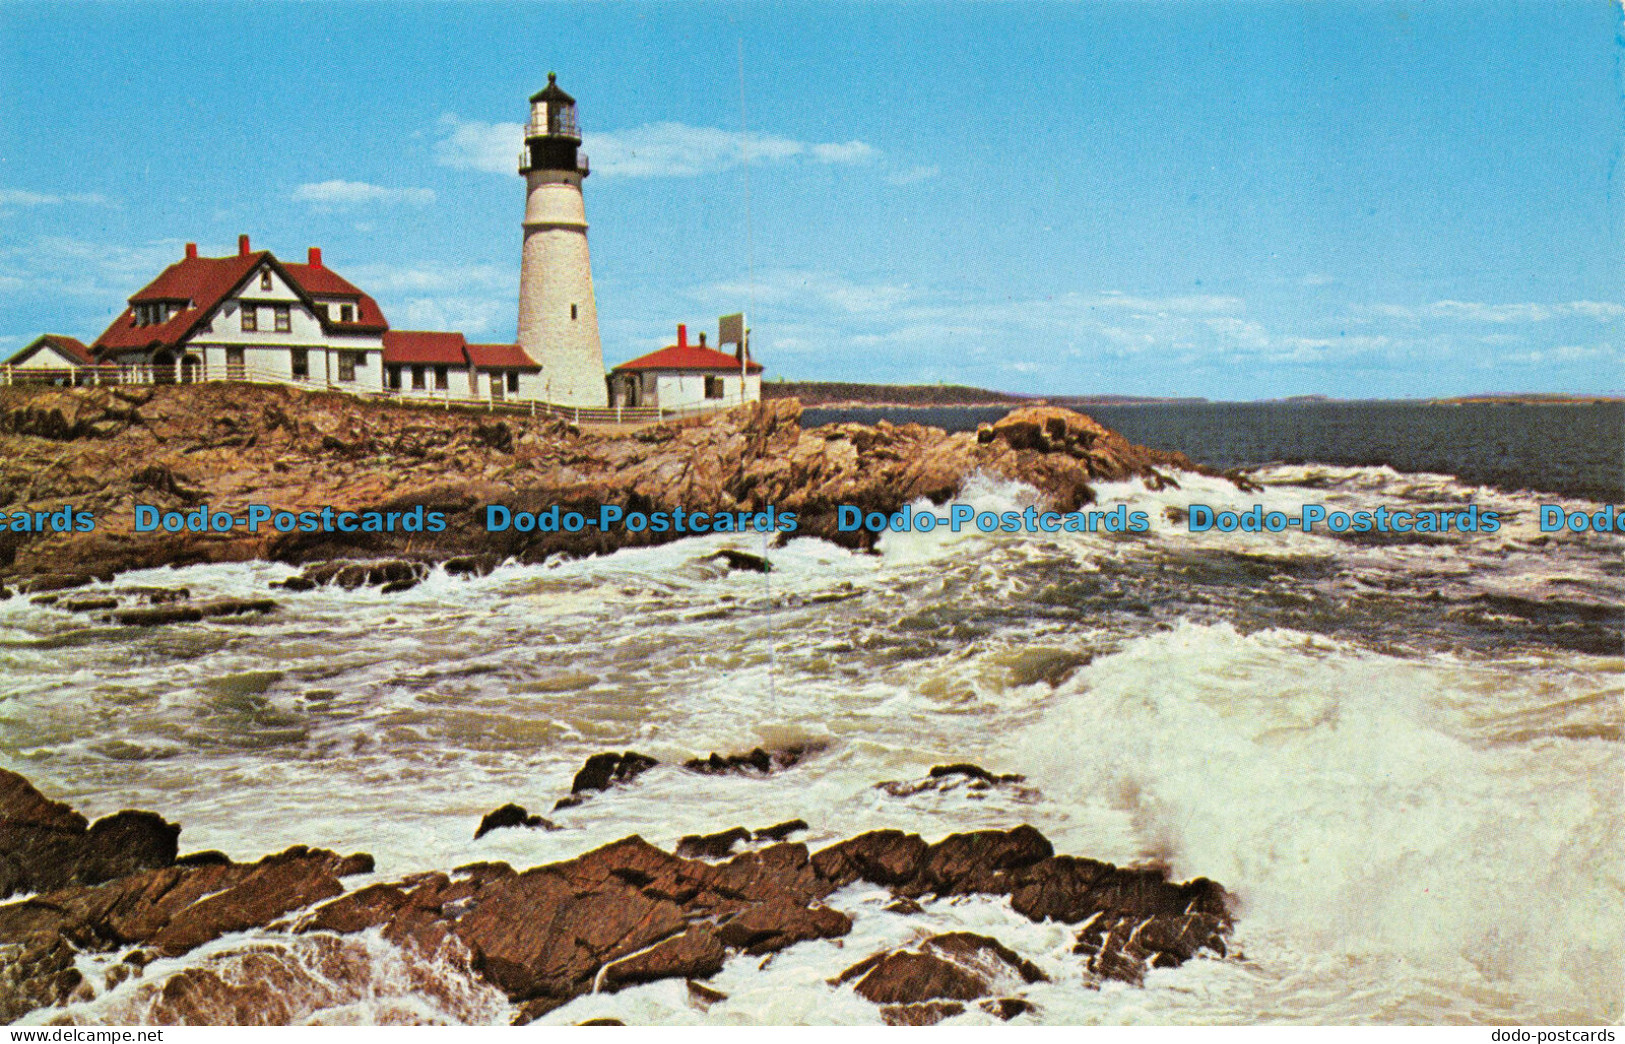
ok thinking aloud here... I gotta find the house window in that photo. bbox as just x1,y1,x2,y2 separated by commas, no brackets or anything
290,348,309,380
274,305,291,332
386,365,402,390
434,366,448,390
340,304,354,323
411,366,426,390
260,270,272,291
226,347,244,379
571,304,578,320
506,372,519,394
241,305,257,332
705,376,725,399
338,352,357,382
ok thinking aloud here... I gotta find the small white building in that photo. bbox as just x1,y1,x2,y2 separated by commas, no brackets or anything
609,322,762,410
5,335,95,382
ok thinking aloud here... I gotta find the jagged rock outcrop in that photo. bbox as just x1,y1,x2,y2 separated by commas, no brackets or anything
0,770,179,900
0,384,1220,583
0,771,1233,1025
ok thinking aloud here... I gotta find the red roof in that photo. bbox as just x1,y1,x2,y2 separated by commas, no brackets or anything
284,263,389,330
467,343,541,371
92,248,388,357
613,344,763,374
382,330,468,366
5,334,94,367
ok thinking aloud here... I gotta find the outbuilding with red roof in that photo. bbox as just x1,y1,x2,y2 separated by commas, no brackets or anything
609,320,761,410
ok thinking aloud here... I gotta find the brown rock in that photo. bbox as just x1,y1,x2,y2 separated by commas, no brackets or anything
908,825,1054,897
148,847,372,955
811,830,928,888
753,819,808,842
62,597,118,612
676,827,750,859
601,927,725,992
981,997,1034,1020
924,932,1048,984
452,854,687,1002
0,770,179,899
714,898,851,955
881,1001,964,1026
704,549,771,573
850,951,988,1004
474,803,556,839
1008,856,1227,925
565,751,659,798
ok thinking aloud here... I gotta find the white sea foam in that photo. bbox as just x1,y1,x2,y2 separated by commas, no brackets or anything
3,465,1619,1024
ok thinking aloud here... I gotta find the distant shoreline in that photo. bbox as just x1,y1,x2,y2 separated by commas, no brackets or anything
770,382,1624,408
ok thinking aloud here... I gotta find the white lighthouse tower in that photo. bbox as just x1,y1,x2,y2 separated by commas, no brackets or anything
517,73,607,407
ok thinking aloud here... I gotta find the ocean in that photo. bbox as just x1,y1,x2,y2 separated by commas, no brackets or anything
2,403,1620,1025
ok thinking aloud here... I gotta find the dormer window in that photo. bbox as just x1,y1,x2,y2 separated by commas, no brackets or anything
340,304,354,323
260,270,272,291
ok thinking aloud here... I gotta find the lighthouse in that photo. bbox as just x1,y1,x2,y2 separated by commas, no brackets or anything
517,73,607,407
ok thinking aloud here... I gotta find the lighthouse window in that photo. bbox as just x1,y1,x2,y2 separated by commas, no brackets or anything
274,305,291,332
571,304,578,320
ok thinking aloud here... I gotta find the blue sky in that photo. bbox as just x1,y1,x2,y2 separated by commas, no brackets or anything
1,1,1620,398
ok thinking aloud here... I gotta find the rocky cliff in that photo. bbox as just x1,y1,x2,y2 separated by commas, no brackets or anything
0,383,1220,585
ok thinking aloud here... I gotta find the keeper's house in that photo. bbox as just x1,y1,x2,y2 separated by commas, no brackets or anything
84,236,391,389
3,236,553,403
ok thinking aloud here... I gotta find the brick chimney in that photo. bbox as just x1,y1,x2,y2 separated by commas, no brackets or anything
185,242,198,260
677,323,687,350
238,234,251,256
308,247,323,269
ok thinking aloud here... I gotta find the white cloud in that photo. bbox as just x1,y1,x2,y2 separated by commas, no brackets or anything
1503,343,1617,366
434,116,524,175
706,269,915,315
398,297,510,336
291,180,435,208
0,188,115,209
885,165,940,186
343,262,517,336
0,237,188,302
1369,300,1625,323
809,140,879,164
434,116,879,179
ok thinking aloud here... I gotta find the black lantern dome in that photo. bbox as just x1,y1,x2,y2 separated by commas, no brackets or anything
522,73,588,175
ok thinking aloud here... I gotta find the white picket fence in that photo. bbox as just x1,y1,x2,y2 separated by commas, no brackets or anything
0,362,750,427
